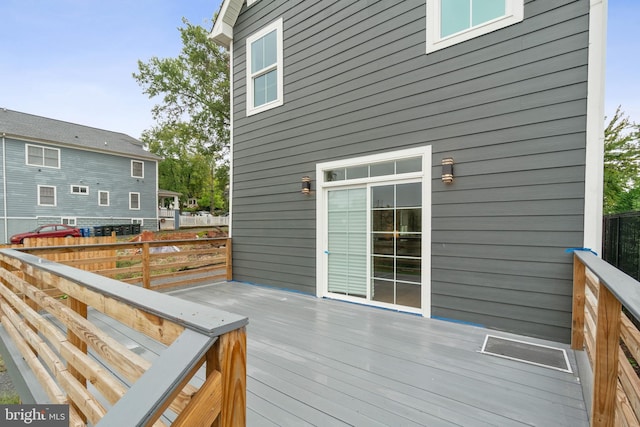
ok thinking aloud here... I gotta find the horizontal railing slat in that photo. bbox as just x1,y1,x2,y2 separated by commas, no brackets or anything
0,249,247,337
575,251,640,321
96,329,216,426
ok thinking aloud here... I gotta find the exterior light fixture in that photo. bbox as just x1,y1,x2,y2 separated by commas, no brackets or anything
441,157,454,183
301,176,311,194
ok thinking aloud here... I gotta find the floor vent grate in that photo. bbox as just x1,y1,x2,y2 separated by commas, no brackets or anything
480,335,572,373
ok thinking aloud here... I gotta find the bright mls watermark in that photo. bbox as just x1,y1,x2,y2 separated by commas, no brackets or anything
1,405,68,426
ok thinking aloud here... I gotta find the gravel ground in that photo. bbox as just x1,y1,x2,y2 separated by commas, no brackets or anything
0,356,17,398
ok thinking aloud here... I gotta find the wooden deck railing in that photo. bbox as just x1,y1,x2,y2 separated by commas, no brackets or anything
0,248,247,426
572,251,640,427
15,237,232,291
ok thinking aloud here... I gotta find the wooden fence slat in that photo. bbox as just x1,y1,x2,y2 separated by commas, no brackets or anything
592,284,622,427
617,347,640,423
0,277,129,407
0,307,66,404
572,255,586,349
616,379,638,427
211,327,246,427
173,371,222,427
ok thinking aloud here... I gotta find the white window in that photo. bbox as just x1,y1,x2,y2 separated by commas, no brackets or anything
38,185,56,206
426,0,524,53
129,192,140,210
71,185,89,195
131,218,143,225
26,144,60,168
246,18,283,116
61,217,77,226
99,191,109,206
131,160,144,178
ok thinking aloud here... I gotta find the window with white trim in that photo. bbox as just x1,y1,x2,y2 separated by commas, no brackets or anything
61,217,77,226
131,160,144,178
426,0,524,53
129,192,140,210
246,18,283,116
38,185,56,206
26,144,60,168
99,191,109,206
71,185,89,195
131,218,143,225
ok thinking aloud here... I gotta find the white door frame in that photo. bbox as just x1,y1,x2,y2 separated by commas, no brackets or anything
315,146,432,316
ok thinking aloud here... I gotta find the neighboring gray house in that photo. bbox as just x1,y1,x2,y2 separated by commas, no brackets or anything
0,109,160,242
211,0,607,342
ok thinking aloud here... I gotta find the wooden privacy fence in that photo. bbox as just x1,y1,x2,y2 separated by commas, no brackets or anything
16,237,232,291
0,248,247,426
572,251,640,427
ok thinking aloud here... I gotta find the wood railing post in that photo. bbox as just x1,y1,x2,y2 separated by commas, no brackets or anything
592,284,622,427
210,327,246,427
226,238,233,281
68,296,88,423
572,254,586,350
142,242,151,289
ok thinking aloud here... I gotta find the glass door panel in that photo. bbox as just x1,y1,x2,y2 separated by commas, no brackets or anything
371,182,422,308
327,188,367,297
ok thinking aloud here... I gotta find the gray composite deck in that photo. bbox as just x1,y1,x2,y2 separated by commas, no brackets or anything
2,281,588,426
169,282,588,426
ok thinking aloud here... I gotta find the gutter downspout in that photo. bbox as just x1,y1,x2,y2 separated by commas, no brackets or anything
2,133,7,243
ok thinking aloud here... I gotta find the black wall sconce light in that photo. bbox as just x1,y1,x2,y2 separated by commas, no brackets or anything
441,157,454,184
301,176,311,194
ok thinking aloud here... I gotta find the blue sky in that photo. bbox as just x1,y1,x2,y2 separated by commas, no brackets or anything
0,1,636,138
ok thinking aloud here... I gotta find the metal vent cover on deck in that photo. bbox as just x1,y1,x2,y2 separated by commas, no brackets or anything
480,335,572,373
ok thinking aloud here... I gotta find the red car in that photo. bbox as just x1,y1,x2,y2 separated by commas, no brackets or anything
10,224,82,244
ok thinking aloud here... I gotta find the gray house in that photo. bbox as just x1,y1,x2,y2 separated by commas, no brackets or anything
0,109,160,242
211,0,607,342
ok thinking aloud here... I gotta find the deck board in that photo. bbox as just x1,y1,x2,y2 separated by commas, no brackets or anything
168,282,589,426
1,281,589,426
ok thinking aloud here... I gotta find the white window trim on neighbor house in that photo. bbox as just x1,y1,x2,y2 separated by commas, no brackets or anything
26,144,60,169
426,0,524,53
61,217,77,226
129,192,140,210
71,185,89,195
132,218,144,225
246,18,284,116
131,160,144,178
38,185,56,206
99,191,109,206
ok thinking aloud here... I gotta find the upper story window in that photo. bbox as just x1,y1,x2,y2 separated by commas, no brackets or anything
426,0,524,53
26,144,60,168
246,18,283,116
131,160,144,178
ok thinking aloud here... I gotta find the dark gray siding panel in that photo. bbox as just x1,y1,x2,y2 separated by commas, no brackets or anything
230,0,590,341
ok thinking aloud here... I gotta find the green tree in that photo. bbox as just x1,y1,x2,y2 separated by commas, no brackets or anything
134,18,229,209
603,106,640,214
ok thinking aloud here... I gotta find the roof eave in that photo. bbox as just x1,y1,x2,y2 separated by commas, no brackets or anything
210,20,234,48
209,0,244,48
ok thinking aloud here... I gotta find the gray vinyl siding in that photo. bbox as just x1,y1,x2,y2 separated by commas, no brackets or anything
230,0,589,342
2,137,157,240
